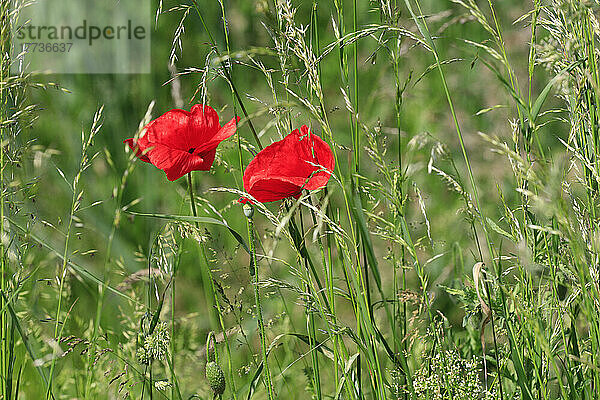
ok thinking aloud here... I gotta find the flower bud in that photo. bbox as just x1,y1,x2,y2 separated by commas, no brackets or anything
206,361,226,395
243,203,254,218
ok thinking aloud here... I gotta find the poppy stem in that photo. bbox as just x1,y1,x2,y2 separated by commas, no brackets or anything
206,331,216,362
187,173,199,221
244,204,275,400
187,172,238,398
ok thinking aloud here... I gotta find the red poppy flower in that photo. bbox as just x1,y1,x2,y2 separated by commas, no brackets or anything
124,104,239,181
242,125,335,203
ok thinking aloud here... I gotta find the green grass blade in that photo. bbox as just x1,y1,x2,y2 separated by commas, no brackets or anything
8,218,140,305
1,292,54,399
126,211,250,254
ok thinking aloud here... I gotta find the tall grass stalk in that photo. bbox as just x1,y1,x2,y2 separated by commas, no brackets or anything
191,0,263,151
46,107,103,398
185,171,238,399
310,2,343,394
217,1,245,192
402,1,511,397
83,107,146,398
244,203,275,400
13,0,600,398
0,1,8,397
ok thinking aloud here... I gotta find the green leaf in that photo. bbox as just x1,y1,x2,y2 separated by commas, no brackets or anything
530,62,581,125
246,359,264,400
334,353,359,400
475,104,508,116
486,217,514,241
1,291,55,399
347,187,381,290
126,211,250,254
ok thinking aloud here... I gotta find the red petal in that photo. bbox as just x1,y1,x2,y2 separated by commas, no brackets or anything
188,104,223,146
126,104,239,179
146,143,209,181
195,116,240,153
243,125,335,202
124,138,151,162
297,125,335,190
141,106,216,151
245,178,303,203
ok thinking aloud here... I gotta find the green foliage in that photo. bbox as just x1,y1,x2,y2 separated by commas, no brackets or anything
3,0,600,398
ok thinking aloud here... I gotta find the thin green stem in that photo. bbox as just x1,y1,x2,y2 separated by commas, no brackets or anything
352,0,360,176
217,1,244,190
84,153,136,398
187,173,199,220
191,0,263,151
46,193,75,397
0,1,6,395
244,204,274,400
390,22,408,396
187,172,237,399
46,109,100,397
298,209,322,400
170,277,176,400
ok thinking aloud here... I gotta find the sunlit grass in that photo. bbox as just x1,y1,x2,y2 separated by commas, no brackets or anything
2,0,600,399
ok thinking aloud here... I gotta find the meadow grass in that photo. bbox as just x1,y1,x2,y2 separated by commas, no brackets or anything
2,0,600,399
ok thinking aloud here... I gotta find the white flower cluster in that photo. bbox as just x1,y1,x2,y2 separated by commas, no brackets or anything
411,349,487,400
136,322,170,365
